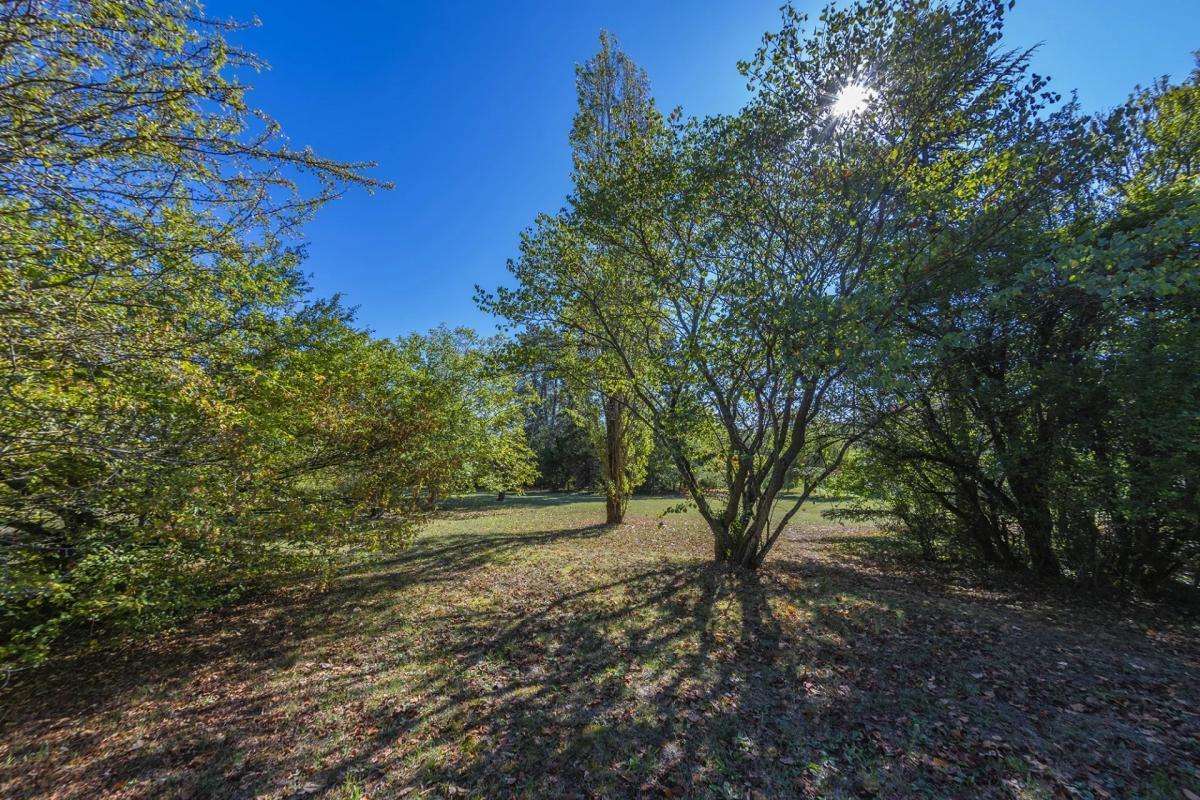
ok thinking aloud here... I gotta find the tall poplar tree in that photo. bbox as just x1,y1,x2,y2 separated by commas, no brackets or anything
486,33,660,524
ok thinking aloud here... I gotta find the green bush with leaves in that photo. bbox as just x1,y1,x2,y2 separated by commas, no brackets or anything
0,1,537,667
838,64,1200,590
396,327,538,505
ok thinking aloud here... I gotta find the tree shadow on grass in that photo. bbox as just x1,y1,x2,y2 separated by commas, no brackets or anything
0,523,610,796
2,520,1198,800
299,547,1199,799
821,531,1200,619
278,560,796,799
438,492,602,518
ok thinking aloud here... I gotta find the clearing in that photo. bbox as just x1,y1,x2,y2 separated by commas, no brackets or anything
1,494,1197,799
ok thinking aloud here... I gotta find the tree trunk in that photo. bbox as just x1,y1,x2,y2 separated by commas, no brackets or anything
605,493,623,524
715,533,764,570
690,459,794,572
602,393,628,524
1008,474,1061,578
664,385,830,574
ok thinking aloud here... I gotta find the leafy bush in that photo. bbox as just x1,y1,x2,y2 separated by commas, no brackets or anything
0,1,535,667
839,67,1200,591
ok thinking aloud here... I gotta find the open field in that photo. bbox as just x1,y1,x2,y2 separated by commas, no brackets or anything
2,494,1197,800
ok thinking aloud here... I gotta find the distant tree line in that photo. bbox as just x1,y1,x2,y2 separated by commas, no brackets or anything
482,1,1199,588
511,326,687,500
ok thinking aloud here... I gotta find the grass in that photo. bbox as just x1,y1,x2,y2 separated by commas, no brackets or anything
1,492,1197,799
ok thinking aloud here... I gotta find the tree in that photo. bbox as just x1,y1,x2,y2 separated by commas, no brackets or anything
398,328,538,506
1090,66,1200,589
484,34,659,524
492,1,1081,569
0,1,525,667
567,32,660,525
0,0,382,555
516,359,600,492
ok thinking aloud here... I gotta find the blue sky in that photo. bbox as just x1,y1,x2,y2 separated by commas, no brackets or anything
204,0,1199,339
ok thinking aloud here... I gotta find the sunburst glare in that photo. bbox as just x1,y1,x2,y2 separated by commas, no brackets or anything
831,83,875,118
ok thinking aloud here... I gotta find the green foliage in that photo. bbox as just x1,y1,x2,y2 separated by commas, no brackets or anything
483,34,662,523
397,327,538,502
488,0,1083,569
7,0,1193,678
638,435,684,495
0,1,536,667
840,62,1200,590
520,370,601,491
487,2,1197,586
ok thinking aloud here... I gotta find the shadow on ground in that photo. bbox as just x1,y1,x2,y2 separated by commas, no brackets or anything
2,504,1197,800
437,491,610,519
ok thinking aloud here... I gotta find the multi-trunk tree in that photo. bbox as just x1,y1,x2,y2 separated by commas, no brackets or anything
489,0,1084,569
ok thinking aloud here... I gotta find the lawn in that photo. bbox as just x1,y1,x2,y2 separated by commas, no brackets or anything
2,493,1197,799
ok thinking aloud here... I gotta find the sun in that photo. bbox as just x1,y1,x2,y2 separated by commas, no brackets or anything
831,83,874,118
